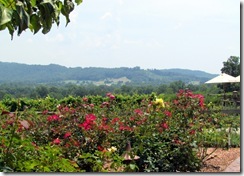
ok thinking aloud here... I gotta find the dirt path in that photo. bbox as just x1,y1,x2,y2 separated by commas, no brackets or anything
200,148,240,172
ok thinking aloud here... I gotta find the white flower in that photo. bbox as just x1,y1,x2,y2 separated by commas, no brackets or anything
107,146,117,152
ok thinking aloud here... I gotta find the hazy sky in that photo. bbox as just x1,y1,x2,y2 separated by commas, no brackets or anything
0,0,240,74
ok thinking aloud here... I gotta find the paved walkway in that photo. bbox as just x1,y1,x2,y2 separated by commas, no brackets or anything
223,157,241,172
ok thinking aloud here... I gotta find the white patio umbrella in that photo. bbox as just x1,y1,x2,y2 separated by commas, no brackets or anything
205,73,238,97
234,75,240,83
205,73,237,84
205,73,239,105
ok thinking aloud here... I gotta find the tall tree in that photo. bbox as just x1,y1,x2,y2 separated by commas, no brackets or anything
221,56,240,77
220,56,240,92
0,0,82,39
169,80,186,93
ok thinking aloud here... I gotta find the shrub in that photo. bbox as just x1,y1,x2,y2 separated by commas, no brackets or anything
0,90,234,172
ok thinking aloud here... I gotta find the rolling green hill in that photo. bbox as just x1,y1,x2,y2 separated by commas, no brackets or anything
0,61,217,85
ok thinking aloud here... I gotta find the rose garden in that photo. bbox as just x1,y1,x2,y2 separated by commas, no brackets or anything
0,89,240,172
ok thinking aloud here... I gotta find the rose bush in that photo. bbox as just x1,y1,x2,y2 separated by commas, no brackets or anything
0,90,227,172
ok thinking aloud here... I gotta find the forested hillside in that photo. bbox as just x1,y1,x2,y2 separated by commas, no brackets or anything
0,62,216,85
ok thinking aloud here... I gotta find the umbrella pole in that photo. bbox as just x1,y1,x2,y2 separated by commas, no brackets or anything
223,84,226,107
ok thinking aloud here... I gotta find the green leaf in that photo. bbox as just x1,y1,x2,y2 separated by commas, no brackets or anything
1,166,14,172
6,22,14,39
0,0,16,8
0,22,6,30
61,0,74,26
1,0,83,37
43,166,51,172
53,1,62,25
129,164,136,170
30,0,36,7
0,4,13,25
23,161,39,171
15,2,30,35
75,0,83,5
30,14,41,34
39,0,55,34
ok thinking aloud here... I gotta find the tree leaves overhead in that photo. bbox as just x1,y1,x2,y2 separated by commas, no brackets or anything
15,1,30,36
0,4,12,26
39,0,56,34
0,0,83,39
61,0,74,26
221,56,240,77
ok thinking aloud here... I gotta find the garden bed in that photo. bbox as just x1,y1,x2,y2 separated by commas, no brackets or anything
0,91,240,172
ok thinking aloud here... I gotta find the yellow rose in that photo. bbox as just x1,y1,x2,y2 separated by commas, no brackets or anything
155,98,165,108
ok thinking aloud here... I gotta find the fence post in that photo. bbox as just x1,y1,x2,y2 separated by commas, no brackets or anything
228,125,232,147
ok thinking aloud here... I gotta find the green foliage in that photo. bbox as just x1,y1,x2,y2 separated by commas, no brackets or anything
133,90,207,172
0,111,79,172
221,56,240,77
0,91,240,172
19,144,80,172
135,132,201,172
77,150,125,172
0,0,82,38
0,82,222,103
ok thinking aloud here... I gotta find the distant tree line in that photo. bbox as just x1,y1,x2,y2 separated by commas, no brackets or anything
0,81,220,101
0,56,239,101
0,62,215,84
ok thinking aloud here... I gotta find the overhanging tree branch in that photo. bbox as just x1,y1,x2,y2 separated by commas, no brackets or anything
0,0,83,39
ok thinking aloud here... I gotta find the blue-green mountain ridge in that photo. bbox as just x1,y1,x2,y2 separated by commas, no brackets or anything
0,61,217,85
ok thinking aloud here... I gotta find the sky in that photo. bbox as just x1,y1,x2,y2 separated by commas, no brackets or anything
0,0,241,74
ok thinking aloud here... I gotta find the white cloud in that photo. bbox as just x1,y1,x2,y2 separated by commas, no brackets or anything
27,38,33,43
146,40,164,48
45,33,65,42
100,12,112,20
124,39,142,45
173,22,183,30
70,10,79,24
123,38,164,49
118,0,124,5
